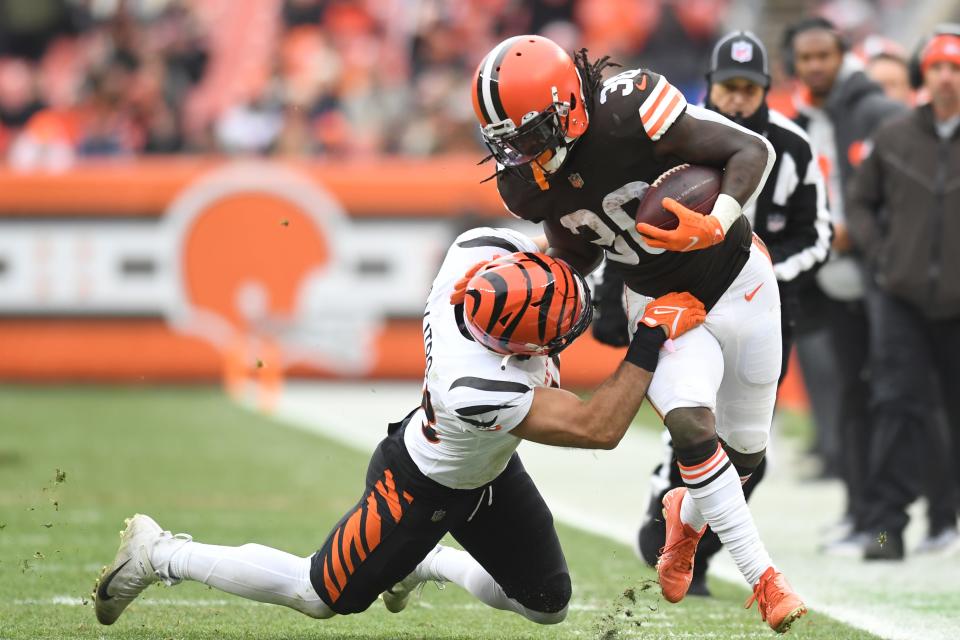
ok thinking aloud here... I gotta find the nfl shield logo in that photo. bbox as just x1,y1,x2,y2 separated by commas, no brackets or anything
731,41,753,63
568,173,584,188
431,509,446,522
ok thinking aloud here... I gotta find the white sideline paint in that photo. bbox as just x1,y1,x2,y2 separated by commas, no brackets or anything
247,381,958,640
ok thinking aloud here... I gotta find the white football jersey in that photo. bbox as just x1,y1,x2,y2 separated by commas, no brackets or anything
403,227,560,489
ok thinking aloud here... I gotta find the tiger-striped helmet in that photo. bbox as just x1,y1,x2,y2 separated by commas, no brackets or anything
462,253,592,356
471,35,588,168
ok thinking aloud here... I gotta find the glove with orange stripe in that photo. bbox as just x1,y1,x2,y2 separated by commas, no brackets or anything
625,292,706,371
449,256,500,305
636,198,725,252
638,292,707,339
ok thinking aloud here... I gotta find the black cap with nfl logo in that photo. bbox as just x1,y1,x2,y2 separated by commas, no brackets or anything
708,30,770,88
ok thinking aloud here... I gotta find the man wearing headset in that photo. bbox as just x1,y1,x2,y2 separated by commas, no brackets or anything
619,30,833,596
781,17,904,555
847,28,960,560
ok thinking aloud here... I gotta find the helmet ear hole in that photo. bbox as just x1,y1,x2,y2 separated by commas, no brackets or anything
569,93,577,110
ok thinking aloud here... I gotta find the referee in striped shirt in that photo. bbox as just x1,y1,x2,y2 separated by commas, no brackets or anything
628,30,833,596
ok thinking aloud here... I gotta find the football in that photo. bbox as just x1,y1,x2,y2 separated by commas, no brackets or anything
635,164,723,231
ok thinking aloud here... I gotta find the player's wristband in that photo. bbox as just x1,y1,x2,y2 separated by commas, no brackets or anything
624,324,667,372
709,193,742,234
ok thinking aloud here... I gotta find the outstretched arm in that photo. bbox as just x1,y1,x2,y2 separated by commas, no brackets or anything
510,292,706,449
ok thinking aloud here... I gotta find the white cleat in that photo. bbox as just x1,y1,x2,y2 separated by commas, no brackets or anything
93,514,163,625
915,527,960,556
382,545,444,613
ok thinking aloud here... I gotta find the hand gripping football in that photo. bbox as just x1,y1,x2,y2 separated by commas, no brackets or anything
635,164,723,231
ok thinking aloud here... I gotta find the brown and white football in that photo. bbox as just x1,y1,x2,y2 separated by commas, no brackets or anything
635,164,723,231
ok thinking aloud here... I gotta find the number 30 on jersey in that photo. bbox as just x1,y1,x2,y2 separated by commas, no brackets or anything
558,181,665,264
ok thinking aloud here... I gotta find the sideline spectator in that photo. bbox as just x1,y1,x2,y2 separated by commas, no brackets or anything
782,16,904,555
860,36,958,557
846,30,960,560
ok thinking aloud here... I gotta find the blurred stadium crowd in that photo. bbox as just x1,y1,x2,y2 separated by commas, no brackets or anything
0,0,898,167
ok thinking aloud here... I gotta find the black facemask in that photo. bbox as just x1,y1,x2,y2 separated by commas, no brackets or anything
705,94,770,135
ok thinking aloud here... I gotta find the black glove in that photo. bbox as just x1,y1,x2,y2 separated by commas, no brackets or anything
591,267,630,347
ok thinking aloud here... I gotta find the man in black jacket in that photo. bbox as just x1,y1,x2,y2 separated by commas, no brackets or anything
783,17,904,554
846,32,960,559
605,31,834,595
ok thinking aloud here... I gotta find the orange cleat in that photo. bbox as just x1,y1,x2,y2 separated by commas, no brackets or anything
745,566,807,633
656,487,706,603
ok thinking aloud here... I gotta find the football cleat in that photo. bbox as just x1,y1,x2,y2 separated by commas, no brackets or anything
382,545,444,613
656,487,705,603
93,514,163,625
744,566,807,634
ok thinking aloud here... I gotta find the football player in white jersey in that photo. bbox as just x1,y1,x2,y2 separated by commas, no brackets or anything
92,227,706,628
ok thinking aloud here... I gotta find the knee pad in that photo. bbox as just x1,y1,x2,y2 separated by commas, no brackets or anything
722,427,768,456
513,571,571,617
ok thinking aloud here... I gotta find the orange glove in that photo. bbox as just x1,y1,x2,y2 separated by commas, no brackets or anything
638,292,707,340
449,256,500,305
636,198,724,252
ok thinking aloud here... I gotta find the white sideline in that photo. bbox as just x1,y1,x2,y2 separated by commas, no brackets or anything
247,381,957,640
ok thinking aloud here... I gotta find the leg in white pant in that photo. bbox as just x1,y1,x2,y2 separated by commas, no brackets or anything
419,545,566,625
152,536,334,619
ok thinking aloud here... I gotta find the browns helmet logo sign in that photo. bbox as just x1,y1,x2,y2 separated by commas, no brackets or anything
164,163,382,379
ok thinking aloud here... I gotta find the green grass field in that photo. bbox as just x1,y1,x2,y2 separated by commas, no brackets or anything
0,386,882,639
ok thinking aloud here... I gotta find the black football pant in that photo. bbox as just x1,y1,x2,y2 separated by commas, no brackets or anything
310,415,570,615
861,290,960,537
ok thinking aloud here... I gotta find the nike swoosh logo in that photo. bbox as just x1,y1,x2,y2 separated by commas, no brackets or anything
684,236,699,251
744,283,764,302
97,559,131,601
635,75,648,91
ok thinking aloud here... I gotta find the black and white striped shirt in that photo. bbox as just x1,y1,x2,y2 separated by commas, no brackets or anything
747,109,833,284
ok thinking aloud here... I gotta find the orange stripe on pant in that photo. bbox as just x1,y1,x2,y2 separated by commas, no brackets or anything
376,468,411,521
322,469,412,603
339,507,367,573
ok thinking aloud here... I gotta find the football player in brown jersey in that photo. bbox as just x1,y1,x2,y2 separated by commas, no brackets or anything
472,35,806,633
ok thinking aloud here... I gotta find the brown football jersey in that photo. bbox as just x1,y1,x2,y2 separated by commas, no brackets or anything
497,68,751,310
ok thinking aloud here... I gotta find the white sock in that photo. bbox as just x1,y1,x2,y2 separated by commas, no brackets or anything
679,446,772,586
680,489,708,531
152,536,334,619
424,545,566,625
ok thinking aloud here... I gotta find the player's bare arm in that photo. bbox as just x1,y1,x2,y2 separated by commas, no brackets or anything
511,292,705,449
654,110,772,207
638,107,776,253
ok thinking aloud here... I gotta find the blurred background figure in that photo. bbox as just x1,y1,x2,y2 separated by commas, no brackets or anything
846,27,960,560
856,29,960,557
781,16,904,556
858,36,914,105
0,0,734,165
